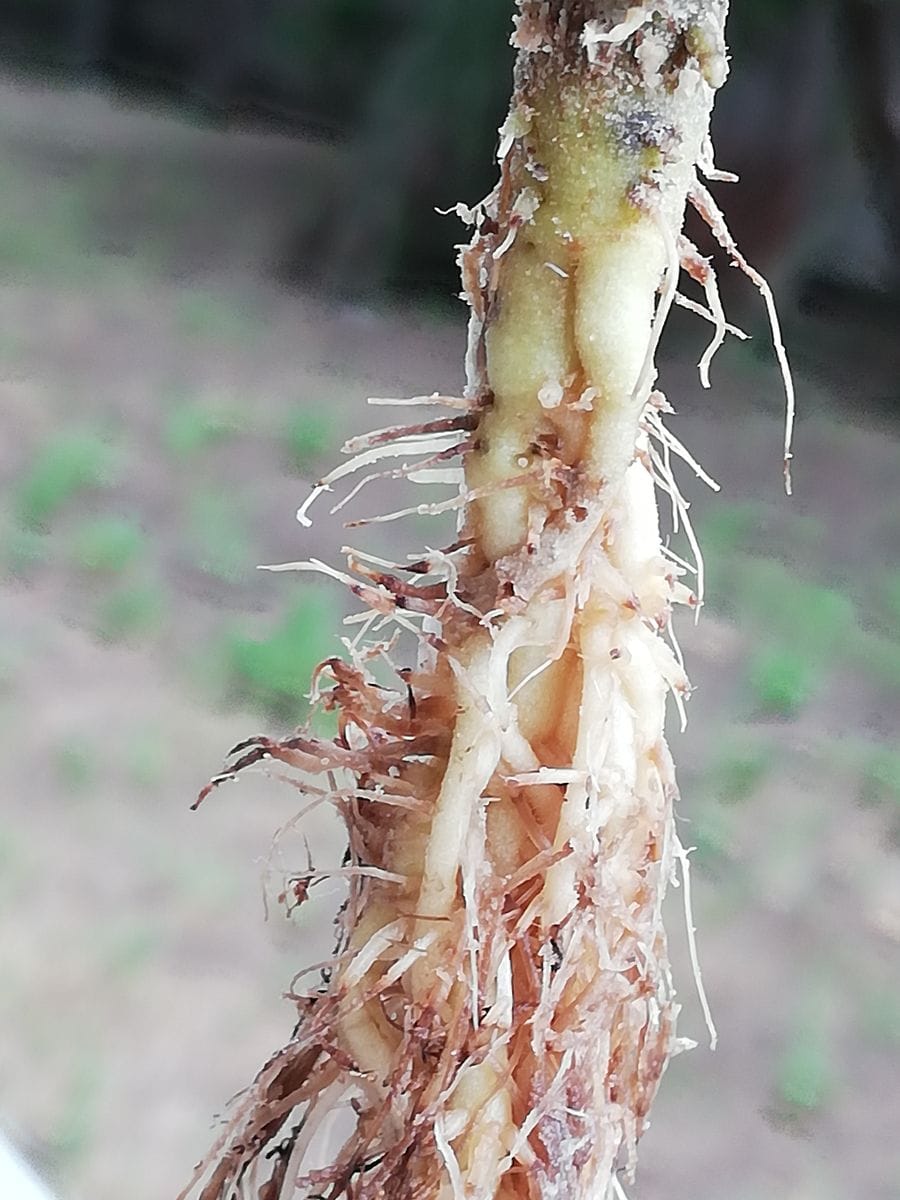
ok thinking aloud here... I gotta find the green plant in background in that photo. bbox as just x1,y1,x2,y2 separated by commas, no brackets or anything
700,502,827,583
689,800,735,870
227,590,334,721
691,734,772,875
95,580,167,643
284,407,334,473
885,570,900,622
851,626,900,694
124,728,169,791
702,501,900,712
163,853,242,911
268,0,389,125
777,1014,832,1113
0,166,95,279
859,746,900,810
175,290,261,342
187,490,253,584
54,739,97,793
696,499,887,719
860,985,900,1048
50,1052,103,1169
819,738,900,844
748,647,815,717
707,739,772,804
699,500,763,560
14,430,118,528
732,560,857,648
2,523,47,574
164,397,243,457
711,555,857,718
783,512,827,553
100,923,162,981
71,515,145,573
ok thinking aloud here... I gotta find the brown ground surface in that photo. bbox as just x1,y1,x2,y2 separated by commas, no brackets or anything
0,78,898,1200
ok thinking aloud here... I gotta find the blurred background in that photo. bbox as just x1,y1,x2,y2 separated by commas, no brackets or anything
0,2,898,1199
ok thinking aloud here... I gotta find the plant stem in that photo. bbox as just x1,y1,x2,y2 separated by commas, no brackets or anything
183,5,747,1199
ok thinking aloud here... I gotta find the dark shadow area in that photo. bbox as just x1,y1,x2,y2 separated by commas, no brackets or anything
0,1,898,412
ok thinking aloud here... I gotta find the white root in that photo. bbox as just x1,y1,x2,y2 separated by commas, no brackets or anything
610,1174,631,1200
416,645,501,923
329,452,468,517
582,6,653,58
278,1081,347,1200
367,393,473,410
698,132,739,184
630,209,681,411
296,431,470,526
674,291,749,341
433,1119,466,1200
344,492,468,528
645,404,721,492
673,836,719,1050
689,179,797,492
678,233,733,389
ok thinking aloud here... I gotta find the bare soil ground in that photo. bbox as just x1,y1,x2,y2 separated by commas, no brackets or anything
0,78,898,1200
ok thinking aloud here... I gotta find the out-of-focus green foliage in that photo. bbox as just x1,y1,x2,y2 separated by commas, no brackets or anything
690,799,735,868
175,291,261,342
99,923,161,980
123,728,169,791
284,408,334,474
859,747,900,809
186,490,253,585
884,570,900,622
71,516,145,574
227,591,334,722
54,738,97,793
2,524,48,574
696,489,900,726
777,1018,832,1112
14,431,118,529
49,1051,103,1168
861,985,900,1047
95,580,167,643
748,647,815,717
163,399,242,458
707,740,772,805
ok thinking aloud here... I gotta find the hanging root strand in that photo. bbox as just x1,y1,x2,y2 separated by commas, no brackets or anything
688,179,796,492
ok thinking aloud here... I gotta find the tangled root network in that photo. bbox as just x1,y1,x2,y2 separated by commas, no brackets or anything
181,4,792,1199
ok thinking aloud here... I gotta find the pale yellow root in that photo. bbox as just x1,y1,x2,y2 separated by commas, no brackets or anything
181,6,779,1200
407,14,727,1189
